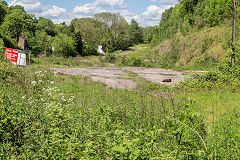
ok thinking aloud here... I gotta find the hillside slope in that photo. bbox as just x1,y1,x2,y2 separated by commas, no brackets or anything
152,21,233,68
148,0,238,69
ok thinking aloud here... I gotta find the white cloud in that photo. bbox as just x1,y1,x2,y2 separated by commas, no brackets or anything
94,0,127,9
9,0,69,23
73,3,101,15
73,0,127,15
138,5,172,26
150,0,178,5
9,0,42,12
40,6,67,18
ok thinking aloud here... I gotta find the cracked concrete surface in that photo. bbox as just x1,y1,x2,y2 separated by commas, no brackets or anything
52,67,189,89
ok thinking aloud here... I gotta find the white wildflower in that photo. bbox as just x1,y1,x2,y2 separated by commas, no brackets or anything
61,96,65,101
31,81,37,85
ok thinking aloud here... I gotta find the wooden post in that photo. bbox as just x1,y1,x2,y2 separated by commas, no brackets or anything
232,0,237,64
29,52,31,66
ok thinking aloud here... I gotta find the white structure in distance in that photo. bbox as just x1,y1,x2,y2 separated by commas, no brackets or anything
97,45,105,54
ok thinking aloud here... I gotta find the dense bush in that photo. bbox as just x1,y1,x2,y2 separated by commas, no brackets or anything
82,44,98,56
52,33,77,57
105,52,117,63
0,37,4,57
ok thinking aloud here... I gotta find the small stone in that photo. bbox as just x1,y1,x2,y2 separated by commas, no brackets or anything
162,79,172,82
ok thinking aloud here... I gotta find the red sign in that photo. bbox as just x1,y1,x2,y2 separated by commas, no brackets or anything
5,48,19,62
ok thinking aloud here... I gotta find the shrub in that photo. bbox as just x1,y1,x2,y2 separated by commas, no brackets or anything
0,38,4,60
52,33,77,57
105,52,116,63
2,36,18,49
82,44,98,56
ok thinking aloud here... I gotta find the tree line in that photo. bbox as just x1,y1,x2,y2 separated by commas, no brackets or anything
0,0,157,57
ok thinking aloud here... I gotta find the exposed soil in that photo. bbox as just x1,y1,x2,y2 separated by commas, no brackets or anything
52,67,192,89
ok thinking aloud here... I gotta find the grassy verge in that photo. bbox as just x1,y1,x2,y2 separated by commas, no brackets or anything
31,55,107,68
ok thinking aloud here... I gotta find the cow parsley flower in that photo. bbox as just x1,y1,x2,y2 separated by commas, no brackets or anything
31,81,37,85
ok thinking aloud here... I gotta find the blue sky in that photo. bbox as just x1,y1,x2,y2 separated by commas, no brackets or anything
6,0,178,26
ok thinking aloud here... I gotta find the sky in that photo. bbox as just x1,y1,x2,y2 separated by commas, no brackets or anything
6,0,179,27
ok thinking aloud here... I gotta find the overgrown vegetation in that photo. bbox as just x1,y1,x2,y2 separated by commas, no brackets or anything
1,0,240,159
1,48,240,159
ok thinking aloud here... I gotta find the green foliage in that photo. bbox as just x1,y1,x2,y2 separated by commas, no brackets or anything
37,17,56,36
28,30,49,55
128,19,143,45
2,36,18,49
69,31,84,56
94,12,131,52
70,18,101,46
208,110,240,159
105,52,117,63
0,54,239,159
143,26,158,44
0,63,209,159
0,1,7,25
159,38,182,68
52,33,77,57
82,44,98,56
0,9,35,41
0,38,4,60
153,0,235,45
54,23,71,35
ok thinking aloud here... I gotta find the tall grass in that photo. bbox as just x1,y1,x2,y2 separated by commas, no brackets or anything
0,57,239,159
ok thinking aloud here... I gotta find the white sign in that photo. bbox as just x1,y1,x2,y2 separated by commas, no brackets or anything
17,53,26,67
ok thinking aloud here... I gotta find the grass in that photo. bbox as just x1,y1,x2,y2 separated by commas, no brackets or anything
1,53,240,159
186,90,240,126
31,55,107,68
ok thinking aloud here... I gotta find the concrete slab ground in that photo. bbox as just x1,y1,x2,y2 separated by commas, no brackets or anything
52,67,190,89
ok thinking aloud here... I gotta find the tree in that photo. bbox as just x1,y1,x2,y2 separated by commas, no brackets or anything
143,26,158,44
54,23,71,35
128,19,143,45
0,9,35,42
70,18,101,45
28,30,48,55
52,33,77,57
37,17,56,36
94,12,130,51
0,0,7,25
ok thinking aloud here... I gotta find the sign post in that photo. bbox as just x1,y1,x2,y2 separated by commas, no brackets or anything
4,48,29,67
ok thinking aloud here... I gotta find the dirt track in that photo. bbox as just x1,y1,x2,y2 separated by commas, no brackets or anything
52,67,191,89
